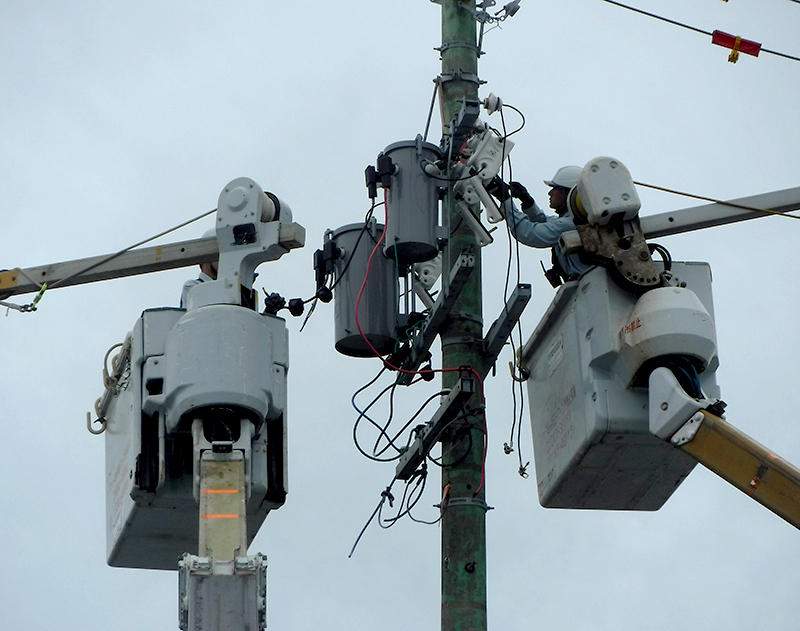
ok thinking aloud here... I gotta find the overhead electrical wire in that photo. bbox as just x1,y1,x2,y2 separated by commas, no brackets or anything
349,382,473,553
380,466,430,527
428,423,473,469
348,479,398,558
497,106,531,478
51,207,218,291
600,0,800,63
353,381,447,463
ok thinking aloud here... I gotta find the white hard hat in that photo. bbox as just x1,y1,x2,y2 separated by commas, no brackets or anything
544,165,582,190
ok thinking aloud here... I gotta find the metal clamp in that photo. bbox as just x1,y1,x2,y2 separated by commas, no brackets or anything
436,42,482,55
671,411,705,447
440,71,485,85
445,497,494,511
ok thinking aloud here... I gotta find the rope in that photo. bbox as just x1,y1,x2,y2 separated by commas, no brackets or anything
4,207,216,313
634,181,800,220
49,207,217,290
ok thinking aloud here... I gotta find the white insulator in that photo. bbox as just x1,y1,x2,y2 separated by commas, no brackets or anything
414,253,442,289
483,92,503,114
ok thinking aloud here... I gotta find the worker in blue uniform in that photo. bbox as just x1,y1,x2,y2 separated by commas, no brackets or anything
495,165,592,286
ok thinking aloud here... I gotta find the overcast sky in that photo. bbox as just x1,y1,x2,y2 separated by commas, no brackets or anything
2,1,799,629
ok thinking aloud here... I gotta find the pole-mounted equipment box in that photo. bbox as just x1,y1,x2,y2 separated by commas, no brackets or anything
330,220,399,357
365,137,444,265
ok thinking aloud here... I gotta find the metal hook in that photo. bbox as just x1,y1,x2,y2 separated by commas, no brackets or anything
87,412,107,435
508,361,528,382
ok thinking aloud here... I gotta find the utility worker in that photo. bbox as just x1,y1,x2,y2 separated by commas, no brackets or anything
496,165,592,286
180,229,218,308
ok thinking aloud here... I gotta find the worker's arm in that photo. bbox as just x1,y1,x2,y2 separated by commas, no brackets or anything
502,199,575,248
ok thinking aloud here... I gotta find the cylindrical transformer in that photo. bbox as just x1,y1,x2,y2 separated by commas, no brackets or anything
382,138,442,264
332,220,398,357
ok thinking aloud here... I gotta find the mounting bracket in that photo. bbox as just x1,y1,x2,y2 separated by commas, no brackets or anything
397,250,475,385
395,371,477,480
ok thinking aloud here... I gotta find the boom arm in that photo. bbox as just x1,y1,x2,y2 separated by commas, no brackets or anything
647,331,800,531
0,224,305,299
674,409,800,530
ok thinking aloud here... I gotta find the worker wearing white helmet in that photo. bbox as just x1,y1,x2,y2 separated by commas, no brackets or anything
498,165,592,286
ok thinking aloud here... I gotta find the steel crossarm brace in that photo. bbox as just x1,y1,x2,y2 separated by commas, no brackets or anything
480,283,531,379
395,372,477,480
640,187,800,238
0,224,306,297
396,250,475,385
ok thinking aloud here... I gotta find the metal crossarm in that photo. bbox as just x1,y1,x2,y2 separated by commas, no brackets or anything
395,372,477,480
481,283,531,378
396,250,475,385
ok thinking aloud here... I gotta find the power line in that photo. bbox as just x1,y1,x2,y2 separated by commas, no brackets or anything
602,0,711,36
600,0,800,63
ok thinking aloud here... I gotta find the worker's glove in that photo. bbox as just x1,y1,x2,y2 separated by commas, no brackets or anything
485,176,512,203
509,181,534,210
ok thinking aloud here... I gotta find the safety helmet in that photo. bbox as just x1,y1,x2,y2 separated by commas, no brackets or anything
544,165,582,190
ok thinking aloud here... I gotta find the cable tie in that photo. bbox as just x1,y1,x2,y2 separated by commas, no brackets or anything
28,282,47,310
730,36,741,63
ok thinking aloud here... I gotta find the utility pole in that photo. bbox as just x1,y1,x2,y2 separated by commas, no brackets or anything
438,2,487,631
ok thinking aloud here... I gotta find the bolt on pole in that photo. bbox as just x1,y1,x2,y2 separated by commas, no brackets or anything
438,2,488,631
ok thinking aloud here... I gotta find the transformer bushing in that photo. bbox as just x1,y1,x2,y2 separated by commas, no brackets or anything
381,138,442,264
331,220,398,357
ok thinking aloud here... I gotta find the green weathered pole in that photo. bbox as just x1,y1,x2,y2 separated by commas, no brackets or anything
438,2,486,631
